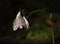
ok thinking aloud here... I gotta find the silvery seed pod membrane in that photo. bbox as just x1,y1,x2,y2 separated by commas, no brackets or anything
13,11,29,31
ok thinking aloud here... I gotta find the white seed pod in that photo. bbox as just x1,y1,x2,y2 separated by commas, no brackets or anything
13,11,29,31
23,16,29,29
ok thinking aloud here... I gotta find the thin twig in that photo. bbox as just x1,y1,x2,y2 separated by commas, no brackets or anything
26,10,41,19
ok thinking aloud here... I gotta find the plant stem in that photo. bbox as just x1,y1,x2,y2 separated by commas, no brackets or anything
51,28,55,44
50,13,55,44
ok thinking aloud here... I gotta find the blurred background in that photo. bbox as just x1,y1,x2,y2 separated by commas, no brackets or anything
0,0,60,44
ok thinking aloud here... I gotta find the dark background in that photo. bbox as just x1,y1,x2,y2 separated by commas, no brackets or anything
0,0,60,44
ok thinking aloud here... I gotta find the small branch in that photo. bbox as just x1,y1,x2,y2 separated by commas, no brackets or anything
26,10,41,18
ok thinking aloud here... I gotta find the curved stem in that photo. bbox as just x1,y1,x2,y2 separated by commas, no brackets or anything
26,10,41,18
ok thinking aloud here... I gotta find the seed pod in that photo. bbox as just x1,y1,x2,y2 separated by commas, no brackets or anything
13,11,29,31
